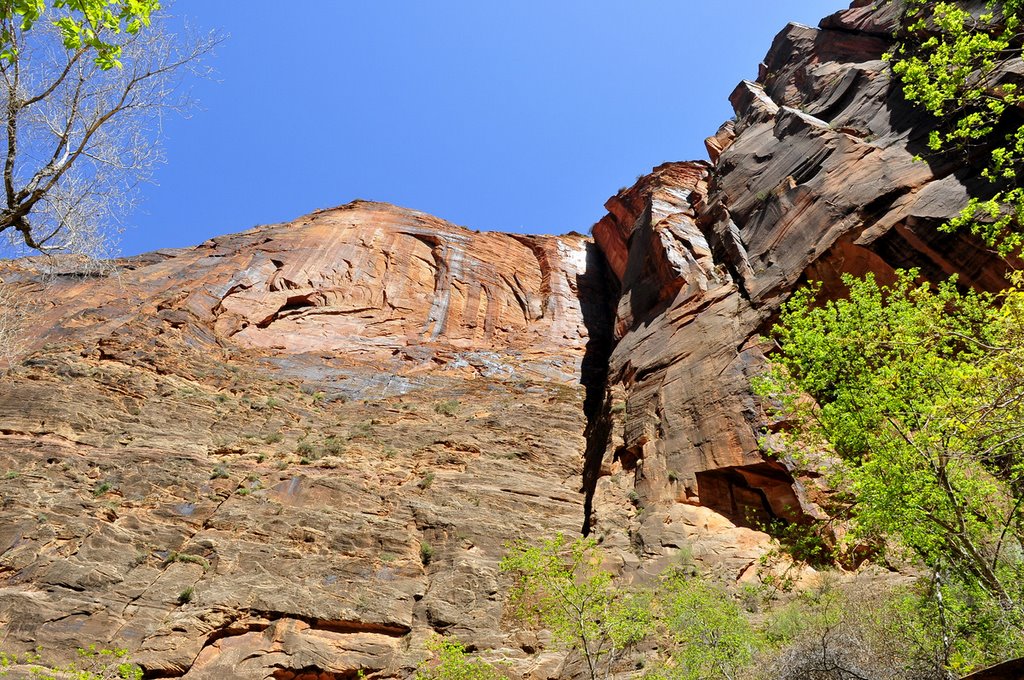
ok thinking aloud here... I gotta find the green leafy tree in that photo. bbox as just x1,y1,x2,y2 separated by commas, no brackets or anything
646,570,760,680
500,533,654,680
757,270,1024,668
0,0,161,69
887,0,1024,255
414,636,503,680
0,0,216,256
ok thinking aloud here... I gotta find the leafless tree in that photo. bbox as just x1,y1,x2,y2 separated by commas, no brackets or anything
0,7,219,259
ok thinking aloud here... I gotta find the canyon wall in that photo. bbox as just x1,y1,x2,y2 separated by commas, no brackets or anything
583,0,1016,573
0,1,1020,678
0,203,612,678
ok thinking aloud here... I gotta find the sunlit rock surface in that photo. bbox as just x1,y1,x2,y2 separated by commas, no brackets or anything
582,1,1014,565
0,202,613,678
0,2,1020,678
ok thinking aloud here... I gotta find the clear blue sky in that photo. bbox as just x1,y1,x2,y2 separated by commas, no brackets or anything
121,1,847,256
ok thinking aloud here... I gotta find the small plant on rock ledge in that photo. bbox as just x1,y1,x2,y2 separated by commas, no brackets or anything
164,552,211,571
177,586,194,605
420,541,434,566
434,399,460,417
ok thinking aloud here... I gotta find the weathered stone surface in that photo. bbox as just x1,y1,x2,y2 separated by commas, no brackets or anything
583,2,1016,554
0,202,612,677
1,2,1019,677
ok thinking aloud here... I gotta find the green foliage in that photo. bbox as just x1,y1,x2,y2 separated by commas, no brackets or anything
0,0,159,68
756,516,831,568
646,570,760,680
758,269,1024,652
434,399,460,417
0,645,143,680
163,551,210,571
176,586,193,605
887,0,1024,255
757,575,1024,678
414,636,503,680
500,533,655,680
420,541,434,566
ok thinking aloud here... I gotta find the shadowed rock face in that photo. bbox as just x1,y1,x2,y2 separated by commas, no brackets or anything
583,1,1017,558
0,2,1020,678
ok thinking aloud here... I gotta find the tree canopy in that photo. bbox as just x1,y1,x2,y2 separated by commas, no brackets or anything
757,270,1024,667
0,0,161,69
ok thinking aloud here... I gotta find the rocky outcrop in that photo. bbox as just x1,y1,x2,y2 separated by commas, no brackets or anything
0,202,615,677
583,0,1017,560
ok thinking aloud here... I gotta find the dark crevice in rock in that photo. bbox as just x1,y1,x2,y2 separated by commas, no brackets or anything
578,242,618,536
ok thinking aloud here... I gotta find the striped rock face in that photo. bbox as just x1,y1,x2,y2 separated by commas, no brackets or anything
0,201,619,679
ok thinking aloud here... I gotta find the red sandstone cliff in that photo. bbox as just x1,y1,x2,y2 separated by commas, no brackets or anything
0,203,610,677
0,1,1018,678
583,1,1018,569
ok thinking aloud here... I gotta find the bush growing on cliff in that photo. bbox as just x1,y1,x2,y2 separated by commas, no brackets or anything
501,533,654,680
645,569,761,680
414,636,503,680
887,0,1024,255
499,533,991,678
0,646,143,680
501,534,769,680
434,400,460,417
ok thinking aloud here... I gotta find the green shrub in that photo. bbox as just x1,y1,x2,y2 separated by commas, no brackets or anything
501,533,653,680
414,636,502,680
164,552,210,571
0,646,143,680
420,542,434,565
434,400,460,417
648,569,761,680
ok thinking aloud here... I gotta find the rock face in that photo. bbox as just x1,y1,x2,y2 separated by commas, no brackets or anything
0,2,1019,678
0,203,614,678
583,1,1015,564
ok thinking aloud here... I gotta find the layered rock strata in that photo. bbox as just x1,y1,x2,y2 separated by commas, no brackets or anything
583,1,1018,568
0,1,1021,678
0,203,612,678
